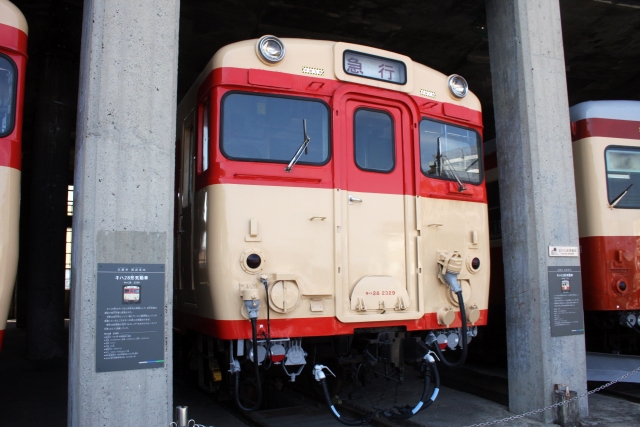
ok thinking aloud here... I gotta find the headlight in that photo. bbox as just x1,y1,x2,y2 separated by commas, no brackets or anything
447,74,468,98
256,35,286,64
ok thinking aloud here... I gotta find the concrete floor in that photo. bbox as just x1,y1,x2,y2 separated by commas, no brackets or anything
1,321,639,427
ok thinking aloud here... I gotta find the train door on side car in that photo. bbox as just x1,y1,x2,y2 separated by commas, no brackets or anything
341,95,415,316
177,110,196,305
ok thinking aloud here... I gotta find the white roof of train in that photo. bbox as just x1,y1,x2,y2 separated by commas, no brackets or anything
0,0,27,34
570,100,640,122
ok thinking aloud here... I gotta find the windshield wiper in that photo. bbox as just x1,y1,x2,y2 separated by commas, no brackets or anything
285,119,311,172
437,138,466,192
441,154,467,192
610,183,633,208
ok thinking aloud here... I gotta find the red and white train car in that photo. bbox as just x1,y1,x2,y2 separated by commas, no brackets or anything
174,36,490,415
0,0,27,352
571,101,640,346
485,101,640,355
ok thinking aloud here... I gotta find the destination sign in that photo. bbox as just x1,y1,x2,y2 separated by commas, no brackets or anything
343,50,407,85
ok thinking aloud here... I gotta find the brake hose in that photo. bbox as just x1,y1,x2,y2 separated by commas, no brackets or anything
383,352,440,419
233,318,262,411
432,290,468,368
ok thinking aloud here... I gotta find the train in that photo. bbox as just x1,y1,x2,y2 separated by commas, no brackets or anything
485,100,640,356
572,100,640,352
173,36,490,420
0,0,27,352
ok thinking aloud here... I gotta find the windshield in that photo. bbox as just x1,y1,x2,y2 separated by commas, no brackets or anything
221,93,330,165
605,146,640,209
0,55,16,137
419,119,481,184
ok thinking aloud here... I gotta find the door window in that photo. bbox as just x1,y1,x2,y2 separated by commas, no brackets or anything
354,109,395,173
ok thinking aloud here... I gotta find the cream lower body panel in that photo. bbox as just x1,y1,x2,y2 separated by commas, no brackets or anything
176,184,490,329
418,197,490,317
181,183,336,324
0,166,20,334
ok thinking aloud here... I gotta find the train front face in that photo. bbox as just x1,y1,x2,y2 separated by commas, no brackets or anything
0,0,27,351
571,101,640,325
174,37,490,365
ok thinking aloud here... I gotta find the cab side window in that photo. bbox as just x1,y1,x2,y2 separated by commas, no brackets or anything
0,55,17,137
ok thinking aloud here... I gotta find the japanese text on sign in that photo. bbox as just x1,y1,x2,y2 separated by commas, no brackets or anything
548,266,585,337
343,50,407,85
96,263,165,372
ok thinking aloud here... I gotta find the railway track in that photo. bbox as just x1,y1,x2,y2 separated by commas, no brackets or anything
176,355,640,427
217,381,407,427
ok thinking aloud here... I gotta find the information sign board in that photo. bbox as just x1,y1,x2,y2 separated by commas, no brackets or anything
96,263,165,372
548,266,585,337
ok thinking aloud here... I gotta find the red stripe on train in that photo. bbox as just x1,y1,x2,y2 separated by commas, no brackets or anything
571,118,640,142
580,235,640,311
175,310,489,340
190,67,486,203
0,23,27,55
0,329,4,352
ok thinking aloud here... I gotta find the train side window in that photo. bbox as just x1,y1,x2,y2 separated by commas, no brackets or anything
353,108,395,173
0,55,17,137
605,146,640,209
419,119,482,184
181,122,194,208
221,92,330,165
199,99,210,173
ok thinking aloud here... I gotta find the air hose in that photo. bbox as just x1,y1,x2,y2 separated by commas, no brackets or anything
383,352,440,419
313,365,374,426
432,290,469,368
233,317,263,411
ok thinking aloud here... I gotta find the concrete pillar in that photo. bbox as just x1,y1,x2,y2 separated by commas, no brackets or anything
485,0,588,422
68,1,179,426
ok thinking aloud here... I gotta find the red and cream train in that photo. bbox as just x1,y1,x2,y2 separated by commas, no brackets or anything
571,101,640,350
173,36,490,415
0,0,27,352
485,100,640,354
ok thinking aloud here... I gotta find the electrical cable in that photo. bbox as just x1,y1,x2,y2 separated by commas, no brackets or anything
260,277,273,370
432,290,469,368
317,375,374,426
383,358,440,419
233,318,262,411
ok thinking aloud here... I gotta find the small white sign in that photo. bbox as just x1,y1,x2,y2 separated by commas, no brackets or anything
549,246,579,257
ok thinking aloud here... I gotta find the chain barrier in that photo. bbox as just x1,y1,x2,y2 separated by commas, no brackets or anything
169,420,214,427
462,365,640,427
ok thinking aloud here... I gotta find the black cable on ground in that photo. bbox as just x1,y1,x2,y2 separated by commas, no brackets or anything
234,318,262,411
383,355,440,419
432,290,468,368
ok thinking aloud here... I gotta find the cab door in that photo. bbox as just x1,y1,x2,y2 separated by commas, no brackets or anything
337,93,419,321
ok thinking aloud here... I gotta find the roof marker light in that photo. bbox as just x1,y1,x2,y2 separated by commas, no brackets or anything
256,35,286,64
